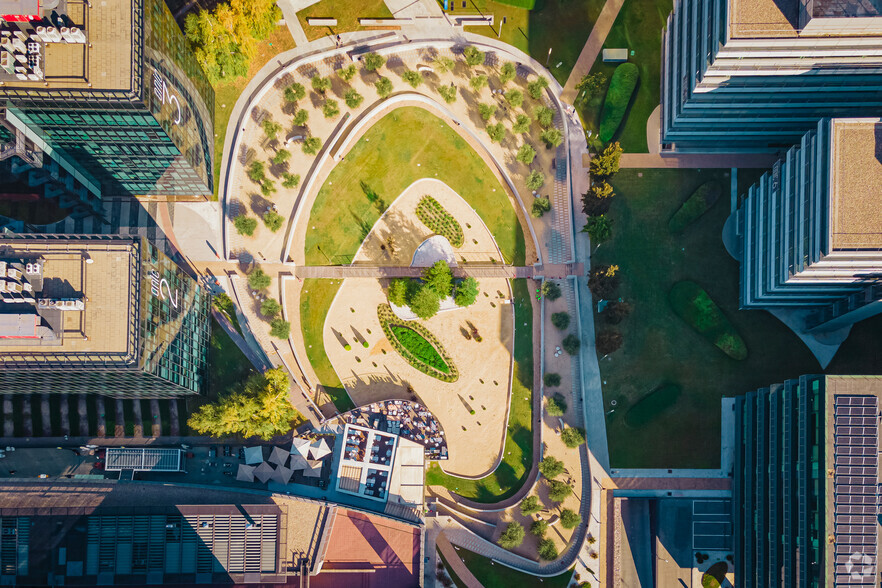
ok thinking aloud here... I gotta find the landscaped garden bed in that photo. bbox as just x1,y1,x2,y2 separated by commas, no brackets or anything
378,304,459,382
668,280,747,360
416,195,464,247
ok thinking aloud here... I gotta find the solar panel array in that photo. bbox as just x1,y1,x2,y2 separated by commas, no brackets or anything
833,395,880,587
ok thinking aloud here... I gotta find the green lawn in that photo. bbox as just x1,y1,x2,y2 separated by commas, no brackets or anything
300,278,355,413
426,279,533,501
437,548,469,588
297,0,392,42
455,547,573,588
206,317,257,399
576,0,672,152
305,107,526,266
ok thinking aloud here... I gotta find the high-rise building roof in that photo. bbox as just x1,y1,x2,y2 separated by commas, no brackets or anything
829,118,882,250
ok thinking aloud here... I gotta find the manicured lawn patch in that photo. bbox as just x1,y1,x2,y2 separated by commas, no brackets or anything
379,304,458,380
702,561,728,588
496,0,535,8
436,548,469,588
416,195,464,247
425,279,533,501
624,383,680,428
455,547,573,588
297,0,392,42
599,63,639,142
207,317,256,399
390,326,450,373
123,401,136,437
668,281,747,360
669,181,722,233
300,279,355,413
305,107,526,265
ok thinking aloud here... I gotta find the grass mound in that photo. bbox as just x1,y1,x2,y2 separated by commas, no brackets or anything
416,195,464,247
669,181,722,233
390,325,450,373
668,281,747,360
599,62,639,142
624,383,680,428
378,304,458,381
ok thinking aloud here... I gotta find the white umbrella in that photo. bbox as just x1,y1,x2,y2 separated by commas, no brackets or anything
253,461,274,483
271,464,293,485
309,438,332,460
303,459,323,478
244,446,264,465
289,454,309,471
290,437,310,457
268,446,289,467
235,464,255,482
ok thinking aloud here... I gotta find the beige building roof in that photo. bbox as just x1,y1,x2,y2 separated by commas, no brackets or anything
729,0,799,38
829,118,882,250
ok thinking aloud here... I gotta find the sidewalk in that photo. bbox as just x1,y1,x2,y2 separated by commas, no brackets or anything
561,0,627,103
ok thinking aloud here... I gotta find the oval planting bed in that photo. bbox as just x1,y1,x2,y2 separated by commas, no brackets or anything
668,281,747,360
416,195,464,247
377,304,459,382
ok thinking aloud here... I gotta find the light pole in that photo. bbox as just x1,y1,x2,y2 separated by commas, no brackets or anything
546,47,553,65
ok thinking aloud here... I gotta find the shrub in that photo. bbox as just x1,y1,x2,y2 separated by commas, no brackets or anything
423,260,453,298
604,300,632,324
589,142,623,177
534,106,554,128
541,128,563,148
701,562,728,588
293,108,309,126
463,45,484,67
284,82,305,102
469,74,488,92
388,278,409,306
538,539,558,561
337,64,356,82
531,197,551,218
497,521,525,549
363,52,385,71
530,519,549,538
599,63,639,142
541,281,561,301
548,479,572,502
262,119,282,140
322,99,340,118
574,71,607,105
401,69,422,88
455,277,479,307
248,267,272,290
481,122,503,143
538,456,564,479
560,509,581,529
362,341,369,348
282,173,301,189
543,372,561,387
375,77,393,97
344,343,351,351
560,427,585,448
527,76,549,99
551,311,570,330
260,180,276,197
562,334,580,355
499,61,516,84
302,136,322,155
668,181,722,233
311,75,331,94
260,298,281,317
234,215,257,236
512,114,531,134
478,103,497,121
272,149,291,165
516,143,536,165
409,285,441,319
438,84,457,103
270,318,290,339
588,264,620,299
433,55,455,73
546,393,566,415
526,170,545,191
582,214,613,246
624,384,681,428
668,281,747,360
247,160,266,184
416,196,464,246
519,495,541,516
344,88,364,109
505,89,524,108
262,210,284,232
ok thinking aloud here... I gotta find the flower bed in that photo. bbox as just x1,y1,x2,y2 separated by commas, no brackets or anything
415,195,464,247
377,304,459,382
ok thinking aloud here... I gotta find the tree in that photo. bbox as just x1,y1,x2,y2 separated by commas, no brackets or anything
423,261,453,298
248,267,272,290
260,179,276,197
487,122,506,143
270,318,291,339
438,84,457,103
322,99,340,118
263,210,284,232
184,7,251,85
247,160,266,184
433,55,455,74
187,368,300,440
499,61,516,84
497,521,525,549
560,426,585,448
519,495,542,516
551,311,570,330
589,142,623,178
311,75,331,94
527,76,549,99
260,298,281,317
596,329,623,355
284,82,306,102
402,70,422,88
516,143,536,165
548,479,573,502
541,128,564,148
454,277,479,307
588,264,620,299
293,108,309,126
538,539,558,561
388,278,409,306
469,74,488,92
409,286,441,319
375,77,393,98
534,106,554,128
463,45,484,67
512,114,531,134
344,88,364,109
234,214,257,236
478,103,496,121
546,393,567,415
605,300,632,324
505,89,524,108
544,372,561,387
272,149,291,165
541,281,561,300
531,197,551,218
539,456,564,479
526,170,545,191
582,214,613,248
282,173,301,188
363,52,385,71
574,72,606,105
531,519,549,538
262,119,282,141
560,509,581,529
302,136,322,155
562,333,580,355
337,64,357,82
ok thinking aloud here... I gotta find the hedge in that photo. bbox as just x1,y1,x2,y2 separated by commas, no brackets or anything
624,383,681,428
492,0,536,8
377,304,459,382
599,63,639,142
668,281,747,360
668,181,722,233
415,195,464,247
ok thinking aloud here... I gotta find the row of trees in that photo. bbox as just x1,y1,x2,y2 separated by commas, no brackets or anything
387,261,479,320
248,267,290,339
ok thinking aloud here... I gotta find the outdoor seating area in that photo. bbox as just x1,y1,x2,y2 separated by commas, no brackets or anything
370,434,395,466
345,428,368,462
343,400,448,460
364,468,388,499
236,437,334,489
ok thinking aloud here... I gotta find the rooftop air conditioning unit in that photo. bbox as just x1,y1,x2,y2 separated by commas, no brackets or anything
0,52,14,74
59,27,73,42
69,27,85,43
45,27,61,42
35,26,50,42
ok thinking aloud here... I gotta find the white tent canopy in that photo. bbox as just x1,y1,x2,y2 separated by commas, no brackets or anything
253,461,274,483
304,459,323,478
268,446,289,467
236,464,255,482
271,464,293,485
290,437,310,457
244,446,264,465
308,438,332,460
289,454,309,471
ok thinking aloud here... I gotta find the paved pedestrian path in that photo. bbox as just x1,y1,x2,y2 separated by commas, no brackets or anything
436,532,484,588
620,152,777,168
293,264,533,279
561,0,627,103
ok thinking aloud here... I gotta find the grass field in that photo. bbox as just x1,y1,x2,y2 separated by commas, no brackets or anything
297,0,392,42
455,547,573,588
576,0,672,152
300,278,356,413
305,107,526,266
426,279,533,501
206,317,257,399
